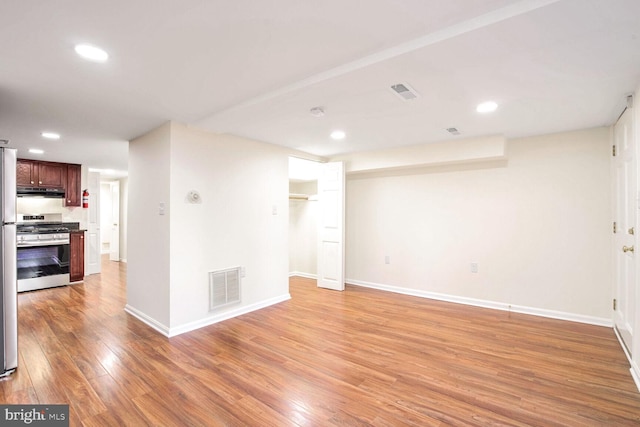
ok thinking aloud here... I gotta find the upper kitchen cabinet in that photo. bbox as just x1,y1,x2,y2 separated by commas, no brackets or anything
16,160,38,187
16,159,65,188
65,164,81,207
17,159,82,207
38,162,66,188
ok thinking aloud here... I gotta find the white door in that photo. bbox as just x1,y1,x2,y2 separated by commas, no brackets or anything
317,162,345,291
86,172,101,275
614,107,636,355
109,181,120,261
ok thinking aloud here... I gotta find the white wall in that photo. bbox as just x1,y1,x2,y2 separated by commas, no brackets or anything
168,123,290,332
127,121,290,335
344,127,612,323
289,181,317,277
127,122,171,328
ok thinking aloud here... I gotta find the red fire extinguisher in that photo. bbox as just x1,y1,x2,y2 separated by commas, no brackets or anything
82,189,89,208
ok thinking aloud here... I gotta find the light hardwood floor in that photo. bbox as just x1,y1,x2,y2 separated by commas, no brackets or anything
2,257,640,426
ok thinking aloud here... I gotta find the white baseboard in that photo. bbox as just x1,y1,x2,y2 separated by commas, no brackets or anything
630,362,640,393
346,278,612,328
170,293,291,337
289,271,317,279
124,304,170,336
125,293,291,337
614,327,640,393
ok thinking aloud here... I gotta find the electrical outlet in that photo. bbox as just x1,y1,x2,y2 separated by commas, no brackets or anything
471,262,478,273
385,255,390,264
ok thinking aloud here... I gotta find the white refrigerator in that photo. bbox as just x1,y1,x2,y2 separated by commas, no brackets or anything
0,147,17,377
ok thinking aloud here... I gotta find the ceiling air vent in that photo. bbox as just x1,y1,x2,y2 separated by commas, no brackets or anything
446,127,461,136
390,83,419,101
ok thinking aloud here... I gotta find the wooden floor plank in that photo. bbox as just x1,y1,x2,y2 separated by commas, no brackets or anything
0,258,638,425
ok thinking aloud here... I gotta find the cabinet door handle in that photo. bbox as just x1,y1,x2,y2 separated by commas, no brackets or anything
39,181,42,184
30,181,34,184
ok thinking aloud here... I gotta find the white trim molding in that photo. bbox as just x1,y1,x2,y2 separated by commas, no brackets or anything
615,328,640,393
125,293,291,338
630,362,640,393
346,279,612,328
289,271,317,279
168,293,291,337
124,304,170,336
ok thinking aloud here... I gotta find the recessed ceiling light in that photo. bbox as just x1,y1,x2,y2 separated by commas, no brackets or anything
74,44,109,62
330,130,346,140
28,148,44,154
41,132,60,140
476,101,498,113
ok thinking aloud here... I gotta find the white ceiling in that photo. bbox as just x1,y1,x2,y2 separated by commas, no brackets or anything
1,0,639,173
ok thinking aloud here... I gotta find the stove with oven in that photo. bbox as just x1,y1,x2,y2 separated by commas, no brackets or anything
17,213,71,292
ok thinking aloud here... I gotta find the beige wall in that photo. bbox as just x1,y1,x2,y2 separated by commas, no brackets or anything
334,135,506,174
345,127,612,323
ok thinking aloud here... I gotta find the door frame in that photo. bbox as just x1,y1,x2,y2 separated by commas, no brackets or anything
85,171,101,275
613,106,636,356
109,181,120,261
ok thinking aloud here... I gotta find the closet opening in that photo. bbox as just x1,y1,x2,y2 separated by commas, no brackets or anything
288,157,320,282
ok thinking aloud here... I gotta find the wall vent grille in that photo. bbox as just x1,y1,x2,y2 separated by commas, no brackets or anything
209,267,241,311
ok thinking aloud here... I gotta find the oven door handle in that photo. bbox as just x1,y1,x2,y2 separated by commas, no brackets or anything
17,240,70,247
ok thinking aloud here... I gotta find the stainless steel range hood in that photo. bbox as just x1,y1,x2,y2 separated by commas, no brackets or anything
16,187,65,198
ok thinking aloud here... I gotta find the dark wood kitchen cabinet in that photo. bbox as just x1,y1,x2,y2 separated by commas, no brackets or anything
17,159,82,206
38,162,66,187
70,230,85,282
65,163,82,207
16,159,66,188
16,159,38,186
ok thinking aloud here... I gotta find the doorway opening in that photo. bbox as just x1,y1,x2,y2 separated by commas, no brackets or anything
288,157,320,280
288,157,346,292
100,180,121,262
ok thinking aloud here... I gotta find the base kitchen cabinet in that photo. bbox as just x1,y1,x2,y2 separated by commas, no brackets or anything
70,230,85,282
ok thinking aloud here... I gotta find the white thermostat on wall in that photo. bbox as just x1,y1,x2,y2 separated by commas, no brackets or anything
187,190,201,204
